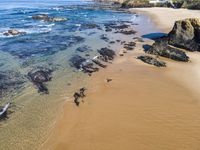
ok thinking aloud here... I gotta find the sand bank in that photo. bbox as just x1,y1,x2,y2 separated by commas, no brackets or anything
42,8,200,150
132,7,200,32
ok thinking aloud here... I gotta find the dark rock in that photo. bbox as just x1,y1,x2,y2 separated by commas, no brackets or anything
109,41,115,44
168,18,200,51
3,29,26,36
137,55,166,67
73,87,87,106
28,69,52,94
80,23,100,30
115,29,137,35
146,40,189,62
69,55,99,74
32,14,67,22
106,78,112,82
76,45,92,52
92,58,107,68
98,47,115,61
69,55,86,69
116,40,121,42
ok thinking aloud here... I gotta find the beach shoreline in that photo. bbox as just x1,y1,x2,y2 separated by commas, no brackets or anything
41,7,200,150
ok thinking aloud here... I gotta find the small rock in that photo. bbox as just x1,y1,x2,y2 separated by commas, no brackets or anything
3,29,26,36
106,78,112,82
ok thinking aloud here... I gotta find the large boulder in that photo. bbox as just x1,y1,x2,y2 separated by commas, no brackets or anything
69,55,99,74
146,40,189,62
168,18,200,51
98,47,115,61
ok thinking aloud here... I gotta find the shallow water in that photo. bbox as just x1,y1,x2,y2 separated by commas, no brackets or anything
0,0,159,149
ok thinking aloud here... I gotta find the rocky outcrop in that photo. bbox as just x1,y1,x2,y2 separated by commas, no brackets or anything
28,69,53,94
32,14,68,22
3,29,26,36
168,18,200,52
146,40,189,62
121,0,151,8
137,55,166,67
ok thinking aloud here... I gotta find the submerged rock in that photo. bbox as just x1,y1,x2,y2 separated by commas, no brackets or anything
80,23,101,30
137,55,166,67
32,14,68,22
168,18,200,51
69,55,99,74
76,45,92,52
3,29,26,36
146,40,189,62
28,69,53,94
100,34,109,42
98,47,115,61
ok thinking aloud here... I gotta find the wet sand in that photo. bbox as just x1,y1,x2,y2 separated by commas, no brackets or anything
42,8,200,150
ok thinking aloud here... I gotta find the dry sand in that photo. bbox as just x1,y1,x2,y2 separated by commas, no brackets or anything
132,7,200,32
42,8,200,150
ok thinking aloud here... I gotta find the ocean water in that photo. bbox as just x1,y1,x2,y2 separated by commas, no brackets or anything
0,0,159,149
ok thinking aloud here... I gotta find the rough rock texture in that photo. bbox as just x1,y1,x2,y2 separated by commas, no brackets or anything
32,14,67,22
121,0,151,8
69,55,99,74
168,18,200,52
146,40,189,62
28,69,53,94
137,55,166,67
3,29,26,36
98,47,115,61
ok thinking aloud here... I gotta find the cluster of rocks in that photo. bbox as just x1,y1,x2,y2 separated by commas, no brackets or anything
104,21,137,35
115,29,137,35
70,47,115,75
146,39,189,62
123,41,136,50
142,18,200,65
27,68,53,94
137,55,166,67
79,23,101,30
73,87,86,106
32,14,68,22
3,29,26,36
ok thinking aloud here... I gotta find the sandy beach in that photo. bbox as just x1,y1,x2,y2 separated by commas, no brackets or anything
42,8,200,150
